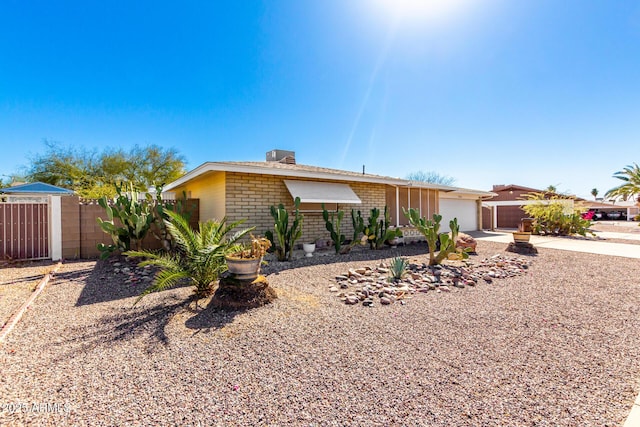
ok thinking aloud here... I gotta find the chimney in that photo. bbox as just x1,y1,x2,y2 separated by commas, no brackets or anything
266,149,296,165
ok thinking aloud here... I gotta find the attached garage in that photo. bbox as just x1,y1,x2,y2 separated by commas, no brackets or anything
439,194,481,232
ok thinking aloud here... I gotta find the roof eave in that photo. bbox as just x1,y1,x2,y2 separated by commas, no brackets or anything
164,162,409,191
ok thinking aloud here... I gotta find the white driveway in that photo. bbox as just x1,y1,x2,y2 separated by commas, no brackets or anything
470,231,640,259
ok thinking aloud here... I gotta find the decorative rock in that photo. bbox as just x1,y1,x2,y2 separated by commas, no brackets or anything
456,232,477,252
330,254,533,307
348,269,363,278
345,295,359,305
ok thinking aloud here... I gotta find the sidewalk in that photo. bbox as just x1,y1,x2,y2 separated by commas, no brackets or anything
469,231,640,259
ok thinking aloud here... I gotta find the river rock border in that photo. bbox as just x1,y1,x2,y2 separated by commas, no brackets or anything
330,254,532,306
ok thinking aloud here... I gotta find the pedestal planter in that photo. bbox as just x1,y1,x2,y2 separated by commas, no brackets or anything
302,243,316,257
225,256,262,281
512,231,531,243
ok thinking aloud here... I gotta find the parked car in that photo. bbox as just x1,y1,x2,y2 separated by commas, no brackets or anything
593,210,607,221
607,211,621,220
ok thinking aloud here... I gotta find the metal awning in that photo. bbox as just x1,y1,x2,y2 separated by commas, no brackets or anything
283,180,361,204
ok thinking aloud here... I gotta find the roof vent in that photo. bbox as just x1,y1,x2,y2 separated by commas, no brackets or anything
266,149,296,164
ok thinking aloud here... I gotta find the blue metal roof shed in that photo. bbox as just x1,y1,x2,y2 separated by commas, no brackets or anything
1,182,74,194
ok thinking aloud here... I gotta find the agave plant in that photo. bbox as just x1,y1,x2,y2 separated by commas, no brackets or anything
388,257,409,281
126,210,253,303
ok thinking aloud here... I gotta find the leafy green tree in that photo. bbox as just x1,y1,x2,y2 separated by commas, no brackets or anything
26,140,185,198
591,188,598,199
126,210,253,301
406,171,456,186
605,163,640,202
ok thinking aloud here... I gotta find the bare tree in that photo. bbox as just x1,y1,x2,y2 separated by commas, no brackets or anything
406,171,456,186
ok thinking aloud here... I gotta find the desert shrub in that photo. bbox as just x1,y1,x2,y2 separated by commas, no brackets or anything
521,192,592,236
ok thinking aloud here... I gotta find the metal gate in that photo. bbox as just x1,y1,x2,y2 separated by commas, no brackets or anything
0,196,50,261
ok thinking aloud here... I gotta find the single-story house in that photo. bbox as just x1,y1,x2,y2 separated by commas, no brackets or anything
164,150,495,243
581,199,639,221
0,182,74,261
1,182,74,202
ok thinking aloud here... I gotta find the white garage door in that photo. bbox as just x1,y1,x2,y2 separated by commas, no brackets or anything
439,199,477,232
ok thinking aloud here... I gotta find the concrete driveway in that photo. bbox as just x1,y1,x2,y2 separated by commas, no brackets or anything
469,230,640,259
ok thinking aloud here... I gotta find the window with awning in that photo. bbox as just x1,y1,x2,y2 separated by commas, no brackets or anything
283,180,361,210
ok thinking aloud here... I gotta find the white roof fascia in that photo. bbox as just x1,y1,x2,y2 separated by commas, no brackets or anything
165,162,409,191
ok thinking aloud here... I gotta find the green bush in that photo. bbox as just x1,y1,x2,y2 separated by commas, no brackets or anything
521,192,593,236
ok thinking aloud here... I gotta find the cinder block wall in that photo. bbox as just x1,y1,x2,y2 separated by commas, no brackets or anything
224,173,386,245
60,197,200,259
61,196,81,259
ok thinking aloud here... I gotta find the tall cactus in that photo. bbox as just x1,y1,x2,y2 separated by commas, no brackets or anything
403,208,468,265
322,204,346,254
266,197,303,261
96,182,154,259
350,209,365,248
363,206,401,250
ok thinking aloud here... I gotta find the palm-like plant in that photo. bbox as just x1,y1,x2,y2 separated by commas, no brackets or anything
605,163,640,202
126,210,253,303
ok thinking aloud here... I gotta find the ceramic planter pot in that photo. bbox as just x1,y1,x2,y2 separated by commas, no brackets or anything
225,256,262,280
302,243,316,257
512,231,531,243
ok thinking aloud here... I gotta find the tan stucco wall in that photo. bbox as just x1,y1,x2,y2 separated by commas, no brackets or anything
171,171,225,222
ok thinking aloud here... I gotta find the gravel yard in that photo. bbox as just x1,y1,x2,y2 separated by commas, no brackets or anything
1,241,640,426
0,260,58,331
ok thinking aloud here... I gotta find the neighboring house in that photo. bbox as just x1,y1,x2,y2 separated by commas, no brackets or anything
164,149,495,243
481,184,575,229
1,181,74,202
581,199,639,221
0,182,74,261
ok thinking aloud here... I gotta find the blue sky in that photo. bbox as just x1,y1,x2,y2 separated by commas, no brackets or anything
1,0,639,199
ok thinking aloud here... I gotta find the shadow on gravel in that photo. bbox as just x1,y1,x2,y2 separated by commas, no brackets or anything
57,295,194,357
183,303,246,333
72,260,147,306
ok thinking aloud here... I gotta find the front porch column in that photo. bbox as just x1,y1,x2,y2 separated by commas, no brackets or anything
395,186,400,226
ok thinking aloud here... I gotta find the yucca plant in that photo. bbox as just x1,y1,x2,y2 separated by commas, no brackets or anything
126,210,252,303
388,257,409,281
